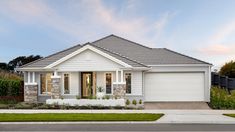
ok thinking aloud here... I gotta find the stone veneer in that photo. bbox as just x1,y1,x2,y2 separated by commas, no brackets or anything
51,77,61,99
24,84,38,102
113,83,126,99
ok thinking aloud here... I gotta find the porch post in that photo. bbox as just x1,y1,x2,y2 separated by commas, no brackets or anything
116,70,119,82
113,69,126,99
32,72,35,83
120,70,124,83
24,71,38,102
27,72,31,83
51,71,61,99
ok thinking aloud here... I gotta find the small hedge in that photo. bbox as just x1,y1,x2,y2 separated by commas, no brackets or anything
210,86,235,109
0,79,22,96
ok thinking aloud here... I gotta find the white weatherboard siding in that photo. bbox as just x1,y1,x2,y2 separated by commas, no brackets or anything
60,72,79,95
144,72,205,102
55,49,123,71
124,71,143,96
96,71,116,94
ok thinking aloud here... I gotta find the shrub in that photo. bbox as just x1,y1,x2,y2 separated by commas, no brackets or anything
37,104,50,109
0,79,8,96
0,99,17,104
0,104,8,109
210,86,235,109
60,103,70,109
105,95,110,100
79,105,92,109
0,79,21,96
10,80,21,96
113,105,124,109
132,99,137,105
76,95,81,100
125,99,130,105
0,70,22,80
13,102,34,109
97,86,104,92
139,99,142,104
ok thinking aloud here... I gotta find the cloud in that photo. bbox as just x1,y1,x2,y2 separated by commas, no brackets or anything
198,20,235,56
198,44,235,55
0,0,175,47
0,0,87,39
80,0,176,47
208,20,235,44
0,0,53,22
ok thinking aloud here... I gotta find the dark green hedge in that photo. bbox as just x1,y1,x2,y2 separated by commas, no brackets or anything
0,79,22,96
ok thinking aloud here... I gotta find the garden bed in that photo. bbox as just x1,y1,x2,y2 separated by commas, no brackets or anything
46,99,125,107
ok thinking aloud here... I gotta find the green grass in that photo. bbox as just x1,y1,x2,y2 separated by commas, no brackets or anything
223,114,235,118
0,113,163,122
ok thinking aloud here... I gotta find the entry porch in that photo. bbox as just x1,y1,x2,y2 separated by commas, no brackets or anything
24,70,131,102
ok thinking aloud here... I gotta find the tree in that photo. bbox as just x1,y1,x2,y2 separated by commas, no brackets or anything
219,60,235,78
8,55,42,71
0,63,8,70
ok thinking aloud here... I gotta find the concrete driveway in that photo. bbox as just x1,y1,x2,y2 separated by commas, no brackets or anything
144,102,211,109
155,110,235,124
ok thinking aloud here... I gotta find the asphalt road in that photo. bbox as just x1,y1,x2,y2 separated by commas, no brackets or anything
1,124,235,131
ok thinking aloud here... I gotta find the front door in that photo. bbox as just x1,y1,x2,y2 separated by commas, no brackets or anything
81,72,93,98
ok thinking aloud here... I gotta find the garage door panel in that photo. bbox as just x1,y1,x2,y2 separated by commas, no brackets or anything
144,72,205,102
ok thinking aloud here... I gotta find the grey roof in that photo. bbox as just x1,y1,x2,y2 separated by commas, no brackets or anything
20,44,82,68
92,35,211,65
20,34,211,69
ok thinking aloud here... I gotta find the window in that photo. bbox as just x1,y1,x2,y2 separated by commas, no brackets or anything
125,73,131,94
40,73,52,94
64,74,70,94
105,73,112,94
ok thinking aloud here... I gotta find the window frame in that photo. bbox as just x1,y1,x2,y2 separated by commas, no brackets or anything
104,72,113,95
63,73,71,95
125,72,132,94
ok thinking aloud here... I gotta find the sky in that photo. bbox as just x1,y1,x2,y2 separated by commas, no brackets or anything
0,0,235,70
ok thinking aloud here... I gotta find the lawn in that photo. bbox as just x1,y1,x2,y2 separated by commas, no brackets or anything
223,114,235,118
0,113,163,122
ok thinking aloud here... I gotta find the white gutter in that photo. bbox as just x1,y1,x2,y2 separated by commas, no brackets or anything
148,64,213,67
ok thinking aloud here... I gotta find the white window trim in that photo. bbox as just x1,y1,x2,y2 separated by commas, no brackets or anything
104,72,113,95
38,73,52,96
125,72,132,95
62,73,71,95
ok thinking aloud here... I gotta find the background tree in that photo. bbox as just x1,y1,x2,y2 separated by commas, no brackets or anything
0,63,8,70
1,55,42,71
219,60,235,78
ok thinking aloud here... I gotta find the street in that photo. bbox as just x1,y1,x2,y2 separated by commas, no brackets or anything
0,124,235,131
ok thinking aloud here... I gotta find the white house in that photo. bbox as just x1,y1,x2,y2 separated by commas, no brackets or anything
16,35,212,106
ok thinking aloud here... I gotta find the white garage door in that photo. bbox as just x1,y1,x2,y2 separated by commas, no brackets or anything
144,72,205,102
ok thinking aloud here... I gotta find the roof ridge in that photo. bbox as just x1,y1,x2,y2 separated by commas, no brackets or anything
91,44,148,67
163,48,212,65
19,44,82,68
92,34,153,49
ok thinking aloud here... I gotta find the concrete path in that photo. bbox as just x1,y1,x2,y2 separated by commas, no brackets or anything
155,110,235,124
1,109,235,124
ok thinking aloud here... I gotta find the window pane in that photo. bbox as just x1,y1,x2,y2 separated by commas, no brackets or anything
40,73,52,94
125,73,131,94
106,73,112,94
46,73,52,94
64,74,70,94
40,74,46,94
